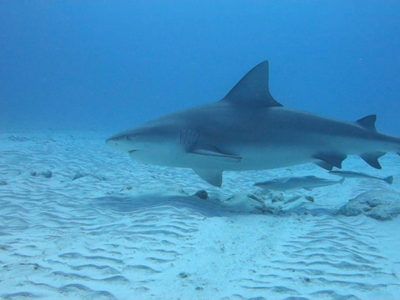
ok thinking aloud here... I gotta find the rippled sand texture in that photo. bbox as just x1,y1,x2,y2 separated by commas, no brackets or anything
0,132,400,300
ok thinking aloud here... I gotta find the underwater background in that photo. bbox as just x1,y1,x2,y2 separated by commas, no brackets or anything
1,1,400,133
1,1,400,300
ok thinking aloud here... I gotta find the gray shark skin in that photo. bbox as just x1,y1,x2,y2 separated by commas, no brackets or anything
107,61,400,187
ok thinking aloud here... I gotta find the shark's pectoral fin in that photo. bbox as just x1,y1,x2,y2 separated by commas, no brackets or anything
190,147,242,163
193,169,223,187
360,152,385,169
180,129,241,163
313,153,347,169
356,115,377,131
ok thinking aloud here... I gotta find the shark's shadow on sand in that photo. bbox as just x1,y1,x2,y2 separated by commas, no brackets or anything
92,194,249,217
91,193,337,217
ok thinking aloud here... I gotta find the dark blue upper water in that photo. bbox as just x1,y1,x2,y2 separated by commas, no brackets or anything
1,1,399,134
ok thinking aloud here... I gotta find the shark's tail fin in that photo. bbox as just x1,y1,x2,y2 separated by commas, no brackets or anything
384,176,394,185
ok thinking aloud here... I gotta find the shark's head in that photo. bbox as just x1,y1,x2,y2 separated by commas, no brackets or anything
106,119,184,165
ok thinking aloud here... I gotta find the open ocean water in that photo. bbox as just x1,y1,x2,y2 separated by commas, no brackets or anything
1,2,400,300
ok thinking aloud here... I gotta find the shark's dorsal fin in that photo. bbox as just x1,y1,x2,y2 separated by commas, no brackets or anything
222,61,282,107
356,115,377,131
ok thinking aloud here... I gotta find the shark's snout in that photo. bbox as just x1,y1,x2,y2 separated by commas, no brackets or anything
106,133,124,145
106,133,137,152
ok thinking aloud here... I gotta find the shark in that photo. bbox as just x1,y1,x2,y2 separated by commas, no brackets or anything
106,61,400,187
254,175,345,191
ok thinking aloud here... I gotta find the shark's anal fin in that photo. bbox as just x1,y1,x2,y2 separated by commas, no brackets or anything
356,115,377,131
360,152,385,169
315,160,333,171
222,61,282,107
193,169,223,187
313,153,347,169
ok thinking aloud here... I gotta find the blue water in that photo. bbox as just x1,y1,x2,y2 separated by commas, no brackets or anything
1,1,399,133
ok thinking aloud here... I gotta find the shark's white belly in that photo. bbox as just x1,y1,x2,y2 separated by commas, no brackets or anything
132,145,314,171
234,148,313,170
129,130,392,172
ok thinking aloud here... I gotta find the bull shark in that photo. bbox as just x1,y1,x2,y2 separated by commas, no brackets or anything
107,61,400,187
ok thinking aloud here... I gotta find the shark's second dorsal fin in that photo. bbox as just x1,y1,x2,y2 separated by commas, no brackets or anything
356,115,377,131
222,61,282,107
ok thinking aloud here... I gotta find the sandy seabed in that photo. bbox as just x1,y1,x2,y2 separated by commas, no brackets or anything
0,131,399,300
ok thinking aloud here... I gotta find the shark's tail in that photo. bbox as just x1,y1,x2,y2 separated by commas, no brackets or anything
384,176,394,185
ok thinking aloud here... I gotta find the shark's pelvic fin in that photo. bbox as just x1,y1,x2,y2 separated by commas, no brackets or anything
356,115,377,131
313,152,347,169
222,61,282,107
360,151,385,169
193,169,223,187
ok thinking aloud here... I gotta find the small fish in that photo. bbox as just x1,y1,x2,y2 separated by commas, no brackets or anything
329,170,394,184
254,176,344,191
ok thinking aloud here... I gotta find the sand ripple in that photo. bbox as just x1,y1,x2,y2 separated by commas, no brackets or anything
0,132,399,299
